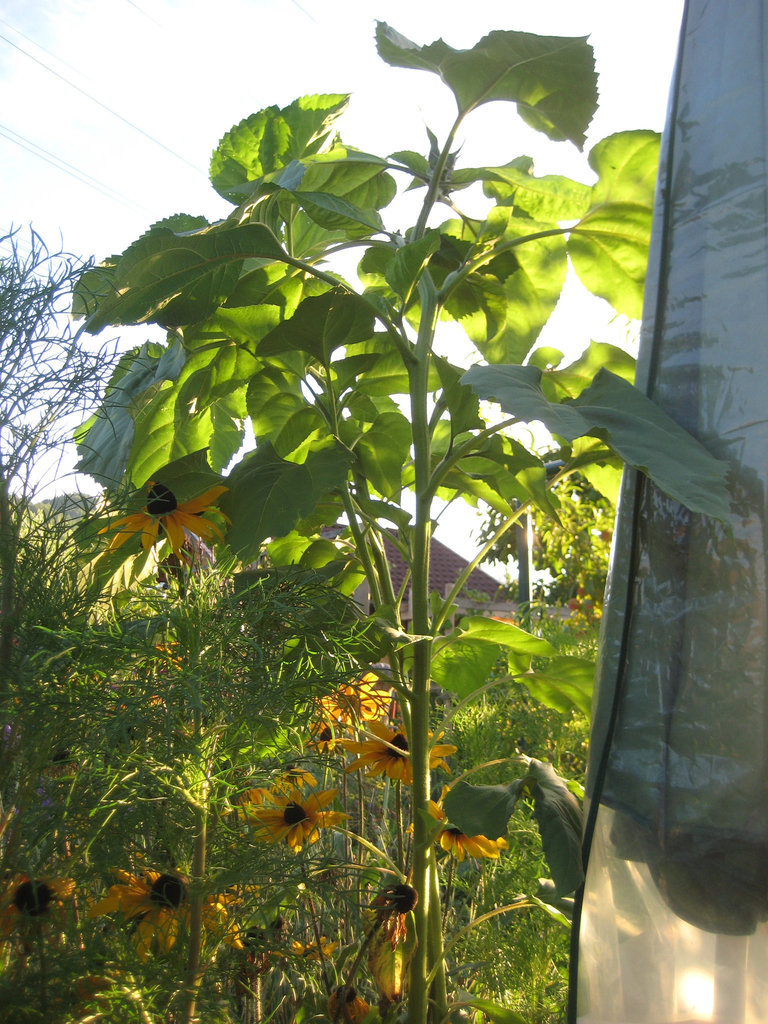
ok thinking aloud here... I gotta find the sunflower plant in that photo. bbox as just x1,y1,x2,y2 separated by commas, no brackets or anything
70,19,731,1024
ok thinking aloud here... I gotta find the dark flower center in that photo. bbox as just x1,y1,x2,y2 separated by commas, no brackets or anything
14,880,52,916
283,802,308,826
318,726,333,742
146,483,177,517
390,732,409,757
149,874,186,908
445,828,463,838
380,882,418,913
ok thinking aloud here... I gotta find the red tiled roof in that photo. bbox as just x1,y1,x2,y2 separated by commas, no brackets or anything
382,534,501,600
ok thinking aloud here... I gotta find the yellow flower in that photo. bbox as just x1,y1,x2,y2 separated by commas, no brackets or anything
328,672,392,726
0,874,74,941
243,787,346,852
274,764,317,793
100,481,228,558
341,721,456,784
88,870,189,960
328,985,370,1023
438,829,508,862
291,935,338,960
427,791,508,862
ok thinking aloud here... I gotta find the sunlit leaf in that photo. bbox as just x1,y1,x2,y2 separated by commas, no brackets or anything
375,22,597,147
209,94,349,198
521,655,595,715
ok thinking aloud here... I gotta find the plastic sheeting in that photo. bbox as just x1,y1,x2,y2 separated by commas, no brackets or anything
570,2,768,1021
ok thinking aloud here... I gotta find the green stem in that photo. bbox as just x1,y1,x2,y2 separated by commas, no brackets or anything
437,227,568,303
413,114,463,240
395,779,404,875
406,272,438,1022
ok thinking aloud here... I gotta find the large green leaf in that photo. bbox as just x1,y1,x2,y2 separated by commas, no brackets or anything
455,159,592,221
209,94,349,198
221,440,354,562
568,202,652,319
587,130,661,207
439,216,567,364
126,341,259,485
521,655,595,716
567,131,660,318
384,230,441,304
527,759,584,895
429,637,504,699
352,410,413,498
75,341,185,487
258,289,376,364
81,222,287,332
431,616,556,696
457,999,527,1024
246,366,325,457
442,780,519,840
375,22,597,147
462,365,731,521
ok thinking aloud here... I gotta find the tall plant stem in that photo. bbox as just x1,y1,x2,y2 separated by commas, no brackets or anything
406,271,441,1022
181,711,209,1024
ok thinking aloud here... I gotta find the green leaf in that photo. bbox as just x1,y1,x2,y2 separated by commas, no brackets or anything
353,410,412,498
82,222,287,332
221,441,353,563
384,230,441,303
567,131,660,318
526,759,584,895
440,216,567,364
259,289,376,364
454,160,592,221
544,340,636,400
568,202,652,319
462,365,731,521
457,999,528,1024
442,780,519,840
430,637,503,699
375,22,597,147
588,130,661,207
431,615,555,697
246,366,325,457
269,186,386,236
75,341,185,487
521,655,595,716
209,94,349,198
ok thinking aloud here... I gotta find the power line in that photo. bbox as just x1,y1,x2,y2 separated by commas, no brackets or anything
289,0,319,23
0,123,151,214
0,31,206,177
0,13,87,81
121,0,164,28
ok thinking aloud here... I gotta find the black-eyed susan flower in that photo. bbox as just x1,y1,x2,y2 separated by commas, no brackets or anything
341,721,456,784
100,481,228,558
328,985,370,1023
427,791,508,862
275,764,317,793
88,870,189,960
329,672,392,726
243,787,346,853
0,874,74,942
291,935,338,960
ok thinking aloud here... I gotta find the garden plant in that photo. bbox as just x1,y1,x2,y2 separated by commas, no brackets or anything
2,20,732,1024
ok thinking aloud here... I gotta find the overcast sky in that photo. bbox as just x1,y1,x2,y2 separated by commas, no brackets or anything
1,0,685,568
